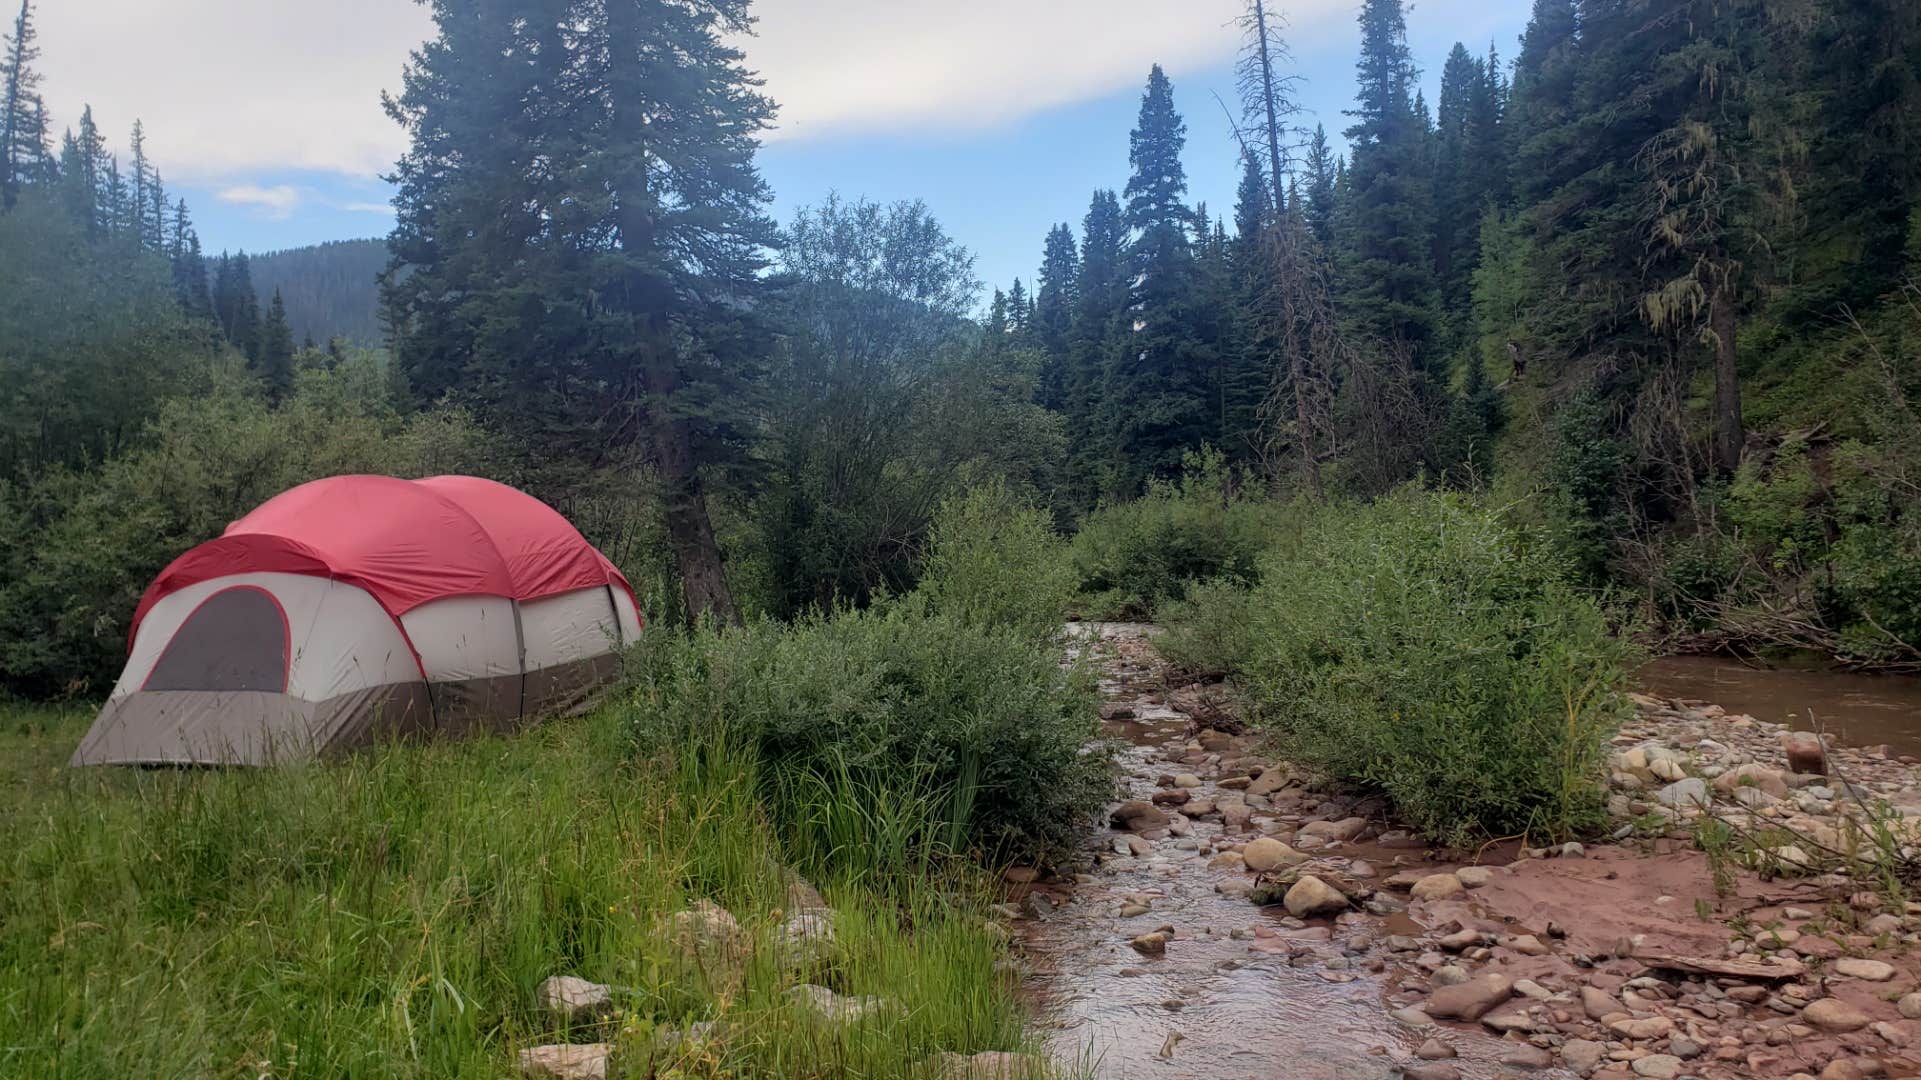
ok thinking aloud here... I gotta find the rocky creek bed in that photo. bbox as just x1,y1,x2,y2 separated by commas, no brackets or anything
1008,623,1921,1080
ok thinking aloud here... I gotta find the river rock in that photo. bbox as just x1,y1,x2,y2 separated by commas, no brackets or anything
1581,985,1625,1020
776,909,836,973
1715,763,1790,799
1608,1015,1675,1040
1656,777,1710,809
1454,866,1496,888
1803,998,1872,1033
667,900,746,980
1403,1065,1462,1080
1247,767,1291,796
1299,816,1366,842
1415,1038,1457,1059
1501,1044,1554,1069
518,1044,612,1080
1410,873,1465,901
1631,1055,1682,1078
788,983,891,1023
1111,801,1169,831
1834,957,1895,981
1784,731,1828,775
1562,1039,1605,1073
1173,772,1203,789
1425,973,1514,1021
1283,875,1349,919
1899,992,1921,1019
1130,931,1169,955
536,975,612,1023
1242,837,1306,872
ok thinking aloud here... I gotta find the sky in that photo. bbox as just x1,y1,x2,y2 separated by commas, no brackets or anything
32,0,1532,299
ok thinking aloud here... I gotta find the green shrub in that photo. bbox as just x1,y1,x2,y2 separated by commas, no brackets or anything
1239,488,1635,845
624,602,1105,864
0,363,513,698
1156,578,1260,678
1068,450,1282,619
914,480,1072,645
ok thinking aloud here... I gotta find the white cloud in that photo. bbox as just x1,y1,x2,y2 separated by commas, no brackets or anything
34,0,1470,184
339,201,393,215
216,183,302,218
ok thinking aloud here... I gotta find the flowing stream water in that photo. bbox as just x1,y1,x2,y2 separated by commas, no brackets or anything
1017,624,1538,1079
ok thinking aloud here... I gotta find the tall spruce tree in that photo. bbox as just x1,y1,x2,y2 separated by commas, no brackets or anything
258,288,295,402
1302,123,1337,253
1338,0,1440,367
385,0,778,623
1,0,43,210
1106,64,1210,495
1033,222,1079,409
1065,188,1127,505
1433,44,1486,341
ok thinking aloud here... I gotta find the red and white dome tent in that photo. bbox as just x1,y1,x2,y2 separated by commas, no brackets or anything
71,475,643,766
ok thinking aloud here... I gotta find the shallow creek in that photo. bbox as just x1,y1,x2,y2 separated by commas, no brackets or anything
1015,624,1540,1079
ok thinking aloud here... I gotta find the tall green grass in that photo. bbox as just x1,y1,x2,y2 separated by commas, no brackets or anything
0,706,1031,1078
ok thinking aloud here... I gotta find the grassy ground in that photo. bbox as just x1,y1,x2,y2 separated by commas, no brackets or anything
0,701,1032,1078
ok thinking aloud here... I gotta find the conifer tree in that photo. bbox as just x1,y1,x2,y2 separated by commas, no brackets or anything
0,0,42,210
385,0,778,623
1064,189,1126,505
1338,0,1440,368
128,120,149,247
258,289,296,402
1106,64,1210,494
1033,222,1079,409
1302,124,1337,253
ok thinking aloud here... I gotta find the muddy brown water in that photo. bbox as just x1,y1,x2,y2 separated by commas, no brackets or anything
1639,653,1921,756
1019,624,1543,1079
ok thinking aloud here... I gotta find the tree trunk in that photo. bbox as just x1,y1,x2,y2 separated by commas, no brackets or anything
1709,274,1744,474
641,345,741,626
605,0,740,626
1252,0,1287,212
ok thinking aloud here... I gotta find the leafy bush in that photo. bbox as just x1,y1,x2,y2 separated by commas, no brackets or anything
1068,450,1282,619
914,480,1072,645
625,601,1104,864
1156,578,1260,678
1237,489,1635,845
0,361,513,697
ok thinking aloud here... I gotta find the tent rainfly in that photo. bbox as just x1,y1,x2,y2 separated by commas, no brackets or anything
71,474,643,766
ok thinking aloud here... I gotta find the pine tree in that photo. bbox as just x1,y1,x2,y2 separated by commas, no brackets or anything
1064,189,1127,506
258,288,296,402
385,0,778,623
1434,44,1507,348
1106,64,1210,494
1005,277,1031,337
1505,0,1579,210
1033,222,1079,409
0,0,43,210
1338,0,1441,368
212,251,261,359
170,199,213,320
128,120,149,247
1302,124,1337,253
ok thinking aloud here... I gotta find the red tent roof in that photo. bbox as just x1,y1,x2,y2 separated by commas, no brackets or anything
130,475,636,647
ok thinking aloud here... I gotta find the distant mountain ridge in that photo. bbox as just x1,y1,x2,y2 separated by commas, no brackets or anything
249,238,388,347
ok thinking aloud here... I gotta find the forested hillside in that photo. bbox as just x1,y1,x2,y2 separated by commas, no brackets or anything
249,238,387,346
